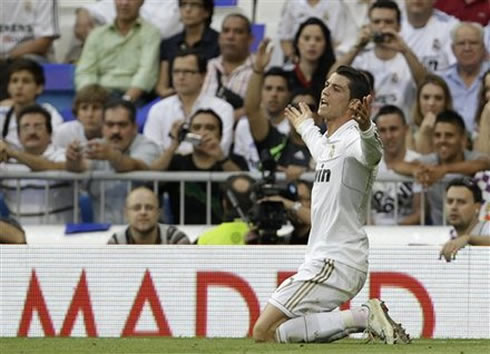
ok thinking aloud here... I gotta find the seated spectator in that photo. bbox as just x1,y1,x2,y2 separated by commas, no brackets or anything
151,109,247,224
54,84,110,148
401,0,459,72
75,0,160,105
242,40,312,180
393,110,490,225
434,0,489,26
277,0,343,62
144,50,233,156
0,217,26,244
442,22,489,132
0,104,72,224
287,18,336,102
201,13,254,120
331,0,426,120
473,69,490,155
0,58,63,149
66,99,159,223
408,74,453,154
0,0,60,100
108,186,190,244
155,0,218,98
371,105,422,225
439,177,490,262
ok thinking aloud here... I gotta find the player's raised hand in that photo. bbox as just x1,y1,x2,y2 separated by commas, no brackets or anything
285,102,313,130
352,94,372,131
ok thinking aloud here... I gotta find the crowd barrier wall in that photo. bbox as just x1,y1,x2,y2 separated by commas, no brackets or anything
1,227,489,339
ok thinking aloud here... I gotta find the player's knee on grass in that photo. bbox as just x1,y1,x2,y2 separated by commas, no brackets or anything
252,320,276,342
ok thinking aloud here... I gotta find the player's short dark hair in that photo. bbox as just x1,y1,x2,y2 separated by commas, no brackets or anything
7,58,45,86
264,67,291,91
374,105,406,125
16,104,52,135
446,177,483,204
172,49,208,74
190,109,223,138
435,110,467,136
358,69,375,94
104,98,137,123
369,0,401,25
335,65,371,101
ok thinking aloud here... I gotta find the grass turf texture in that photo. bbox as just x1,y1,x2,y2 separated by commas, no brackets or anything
0,338,489,354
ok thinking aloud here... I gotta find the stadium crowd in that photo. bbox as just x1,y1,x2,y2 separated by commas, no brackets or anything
0,0,489,245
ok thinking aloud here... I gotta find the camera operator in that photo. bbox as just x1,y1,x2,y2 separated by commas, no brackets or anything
151,109,247,224
329,0,426,119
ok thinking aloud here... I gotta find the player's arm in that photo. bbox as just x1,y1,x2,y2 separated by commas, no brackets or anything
354,95,382,167
285,103,323,160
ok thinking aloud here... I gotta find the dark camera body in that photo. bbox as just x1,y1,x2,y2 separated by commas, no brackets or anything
372,32,392,43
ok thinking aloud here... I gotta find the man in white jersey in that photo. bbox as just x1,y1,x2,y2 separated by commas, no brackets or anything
440,177,490,262
252,65,410,345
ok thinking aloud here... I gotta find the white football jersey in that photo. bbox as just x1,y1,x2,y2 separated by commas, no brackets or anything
297,119,383,272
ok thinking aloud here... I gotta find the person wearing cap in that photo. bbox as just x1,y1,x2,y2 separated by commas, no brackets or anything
440,177,490,262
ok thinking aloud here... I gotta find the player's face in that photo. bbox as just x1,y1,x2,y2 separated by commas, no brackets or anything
445,186,480,230
452,26,485,68
318,73,352,122
77,102,104,139
419,83,446,116
262,75,290,117
375,113,407,156
125,189,160,234
172,55,204,96
7,70,43,105
102,107,137,151
297,24,326,62
433,122,465,163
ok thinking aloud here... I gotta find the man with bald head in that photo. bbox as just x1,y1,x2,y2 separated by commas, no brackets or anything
107,186,190,244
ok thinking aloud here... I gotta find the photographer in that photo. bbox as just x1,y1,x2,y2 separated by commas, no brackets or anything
329,0,426,119
151,109,247,224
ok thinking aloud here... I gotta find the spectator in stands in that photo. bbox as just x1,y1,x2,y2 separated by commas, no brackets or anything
439,177,490,262
108,186,190,244
0,59,63,149
75,0,160,105
442,22,489,133
151,109,247,224
408,74,453,154
331,0,426,120
0,104,72,224
0,0,60,100
371,105,422,225
434,0,489,26
155,0,218,98
401,0,459,73
0,217,26,244
201,13,254,120
393,110,490,225
54,84,110,148
243,39,312,180
144,50,233,156
473,69,490,155
288,18,336,102
277,0,343,62
66,99,159,223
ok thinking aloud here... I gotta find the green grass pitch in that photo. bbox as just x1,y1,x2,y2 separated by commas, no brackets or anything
0,338,489,354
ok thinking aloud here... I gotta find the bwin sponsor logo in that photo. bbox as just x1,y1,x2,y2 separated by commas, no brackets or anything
315,165,331,183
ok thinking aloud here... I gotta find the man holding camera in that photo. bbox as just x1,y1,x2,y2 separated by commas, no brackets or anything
330,0,426,121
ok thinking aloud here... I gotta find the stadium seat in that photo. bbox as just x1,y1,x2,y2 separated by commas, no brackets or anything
38,64,76,118
79,192,94,223
0,193,9,217
251,23,265,53
215,0,237,6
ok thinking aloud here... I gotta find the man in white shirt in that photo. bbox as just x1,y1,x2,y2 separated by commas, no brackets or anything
401,0,459,73
144,50,233,156
253,66,410,345
331,0,426,122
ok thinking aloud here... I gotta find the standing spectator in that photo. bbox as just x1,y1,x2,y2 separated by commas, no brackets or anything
371,105,422,225
0,104,72,224
434,0,490,26
442,22,489,133
401,0,459,73
0,0,60,100
75,0,160,105
53,84,110,148
288,18,336,102
0,59,63,149
408,74,453,154
473,69,490,155
108,187,190,245
201,14,254,120
277,0,343,62
156,0,218,98
144,51,233,156
65,99,159,223
439,177,489,262
331,0,426,121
